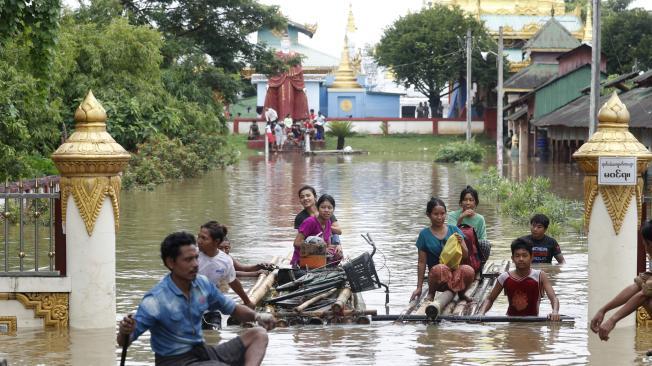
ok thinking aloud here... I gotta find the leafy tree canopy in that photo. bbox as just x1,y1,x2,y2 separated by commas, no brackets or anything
603,6,652,74
374,5,502,112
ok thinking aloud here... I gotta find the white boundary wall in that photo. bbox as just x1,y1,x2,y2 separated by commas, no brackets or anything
229,119,485,135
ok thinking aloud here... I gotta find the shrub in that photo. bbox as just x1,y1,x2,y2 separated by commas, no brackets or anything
327,121,356,150
434,140,484,163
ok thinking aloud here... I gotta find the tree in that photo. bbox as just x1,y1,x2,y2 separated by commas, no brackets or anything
122,0,287,101
602,4,652,74
0,0,61,76
374,5,501,115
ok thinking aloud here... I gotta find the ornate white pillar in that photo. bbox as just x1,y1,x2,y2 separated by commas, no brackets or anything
51,91,130,329
573,92,652,328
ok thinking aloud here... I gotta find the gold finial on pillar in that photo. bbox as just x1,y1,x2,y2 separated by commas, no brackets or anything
573,92,652,234
51,90,131,235
346,3,356,34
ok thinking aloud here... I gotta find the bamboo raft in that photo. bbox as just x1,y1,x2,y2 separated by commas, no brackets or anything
229,235,386,327
405,259,511,321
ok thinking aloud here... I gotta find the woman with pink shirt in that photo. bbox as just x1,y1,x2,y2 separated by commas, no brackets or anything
292,194,343,266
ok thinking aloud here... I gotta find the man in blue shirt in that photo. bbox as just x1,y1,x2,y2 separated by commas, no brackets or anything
117,232,275,365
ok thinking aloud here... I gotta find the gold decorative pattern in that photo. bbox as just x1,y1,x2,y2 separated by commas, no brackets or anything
583,176,599,231
52,91,129,236
0,316,17,334
60,176,122,235
573,93,652,234
599,185,637,235
637,306,652,327
0,292,69,329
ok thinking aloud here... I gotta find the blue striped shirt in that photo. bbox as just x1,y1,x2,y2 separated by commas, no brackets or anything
132,274,236,356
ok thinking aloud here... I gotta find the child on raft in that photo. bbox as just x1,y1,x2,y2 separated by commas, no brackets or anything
519,213,565,264
479,238,561,320
411,197,475,302
448,185,491,265
292,194,343,267
590,219,652,341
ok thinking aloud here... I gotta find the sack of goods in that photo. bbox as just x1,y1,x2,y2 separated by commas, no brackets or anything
300,236,327,269
440,233,463,269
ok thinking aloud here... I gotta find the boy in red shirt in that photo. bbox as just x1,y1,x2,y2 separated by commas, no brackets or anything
479,238,560,320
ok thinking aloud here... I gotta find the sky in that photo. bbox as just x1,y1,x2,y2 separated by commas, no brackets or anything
259,0,652,58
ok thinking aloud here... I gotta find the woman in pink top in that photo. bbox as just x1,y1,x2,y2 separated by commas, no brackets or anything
292,194,343,266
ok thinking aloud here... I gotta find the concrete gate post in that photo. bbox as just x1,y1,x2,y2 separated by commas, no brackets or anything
573,92,652,328
51,91,130,329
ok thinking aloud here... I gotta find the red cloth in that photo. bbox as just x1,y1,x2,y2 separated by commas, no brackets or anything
429,264,475,292
264,52,310,121
498,270,543,316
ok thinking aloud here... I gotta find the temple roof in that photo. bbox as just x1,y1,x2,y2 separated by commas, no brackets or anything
523,17,581,51
504,63,558,92
257,20,338,68
482,14,584,34
533,80,652,128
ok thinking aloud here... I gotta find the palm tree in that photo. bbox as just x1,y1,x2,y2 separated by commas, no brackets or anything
326,121,356,150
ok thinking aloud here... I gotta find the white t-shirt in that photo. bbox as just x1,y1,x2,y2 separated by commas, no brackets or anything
198,250,236,293
265,108,278,122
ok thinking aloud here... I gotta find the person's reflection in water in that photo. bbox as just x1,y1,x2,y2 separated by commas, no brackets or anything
491,324,560,363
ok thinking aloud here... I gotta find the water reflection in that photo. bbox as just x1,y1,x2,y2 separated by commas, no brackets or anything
0,154,648,365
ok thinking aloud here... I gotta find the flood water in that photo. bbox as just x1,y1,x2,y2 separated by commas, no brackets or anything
2,152,651,365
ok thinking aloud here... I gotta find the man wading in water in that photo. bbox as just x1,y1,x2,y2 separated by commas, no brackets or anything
117,232,275,365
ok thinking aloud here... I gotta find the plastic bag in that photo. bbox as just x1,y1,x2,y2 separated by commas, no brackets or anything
439,233,463,269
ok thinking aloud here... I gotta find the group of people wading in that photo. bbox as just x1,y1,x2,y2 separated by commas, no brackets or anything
117,184,649,364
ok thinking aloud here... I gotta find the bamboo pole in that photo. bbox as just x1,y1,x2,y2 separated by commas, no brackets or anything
331,288,352,314
275,309,377,318
425,290,455,319
352,292,366,312
247,256,280,297
372,314,574,323
294,288,338,313
249,268,279,306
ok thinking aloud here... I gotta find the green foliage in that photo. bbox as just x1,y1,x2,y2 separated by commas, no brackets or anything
477,168,583,236
375,5,503,113
122,134,238,190
326,121,356,138
434,140,485,163
0,0,61,75
603,6,652,74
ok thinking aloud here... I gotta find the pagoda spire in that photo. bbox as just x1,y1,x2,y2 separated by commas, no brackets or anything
330,35,362,89
583,1,593,43
346,3,356,34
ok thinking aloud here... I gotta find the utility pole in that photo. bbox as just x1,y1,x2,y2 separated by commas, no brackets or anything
466,28,472,141
589,0,601,137
496,26,504,177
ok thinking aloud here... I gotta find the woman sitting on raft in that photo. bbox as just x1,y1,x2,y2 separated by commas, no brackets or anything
294,185,342,235
292,194,343,267
448,185,490,265
411,197,475,302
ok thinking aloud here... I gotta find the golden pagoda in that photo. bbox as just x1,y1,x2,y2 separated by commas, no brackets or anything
330,36,362,90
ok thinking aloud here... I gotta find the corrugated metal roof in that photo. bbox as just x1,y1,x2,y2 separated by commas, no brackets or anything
504,63,558,91
523,18,580,51
533,86,652,128
534,65,592,119
507,108,527,121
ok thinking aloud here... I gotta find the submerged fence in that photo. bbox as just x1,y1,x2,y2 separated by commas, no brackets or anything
0,177,63,276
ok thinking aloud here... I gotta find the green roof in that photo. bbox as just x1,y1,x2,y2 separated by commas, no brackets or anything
504,63,558,91
523,18,580,51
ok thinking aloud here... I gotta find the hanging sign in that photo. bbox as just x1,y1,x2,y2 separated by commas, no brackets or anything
598,157,637,185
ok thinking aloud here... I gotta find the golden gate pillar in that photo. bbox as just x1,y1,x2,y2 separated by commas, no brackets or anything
573,92,652,329
51,91,130,329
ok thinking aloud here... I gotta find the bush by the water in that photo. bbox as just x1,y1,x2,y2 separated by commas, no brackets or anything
477,168,582,237
122,134,238,190
434,141,484,163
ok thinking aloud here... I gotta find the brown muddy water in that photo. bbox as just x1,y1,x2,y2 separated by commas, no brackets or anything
2,152,651,365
